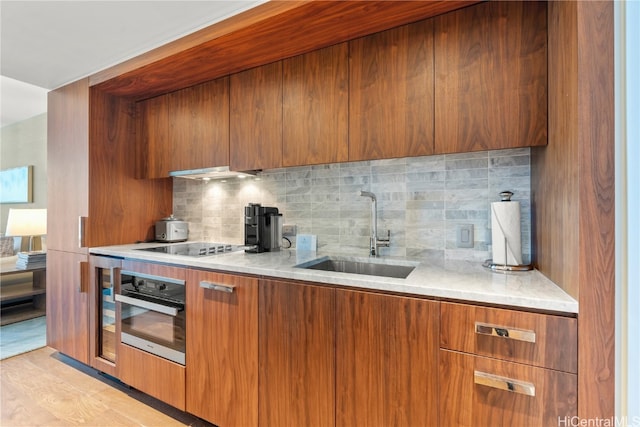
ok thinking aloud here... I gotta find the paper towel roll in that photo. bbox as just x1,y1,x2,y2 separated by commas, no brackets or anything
491,201,523,266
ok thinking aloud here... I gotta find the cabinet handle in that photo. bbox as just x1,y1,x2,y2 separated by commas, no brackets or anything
78,216,87,248
474,370,536,397
200,281,235,293
78,261,88,293
475,322,536,343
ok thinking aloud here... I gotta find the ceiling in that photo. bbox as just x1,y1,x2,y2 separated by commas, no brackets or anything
0,0,264,128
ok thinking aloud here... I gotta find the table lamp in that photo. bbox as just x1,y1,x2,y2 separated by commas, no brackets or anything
5,208,47,252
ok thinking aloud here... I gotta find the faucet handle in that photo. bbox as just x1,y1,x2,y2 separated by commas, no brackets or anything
377,230,391,247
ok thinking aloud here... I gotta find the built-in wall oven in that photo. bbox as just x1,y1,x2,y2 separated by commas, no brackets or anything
115,271,185,365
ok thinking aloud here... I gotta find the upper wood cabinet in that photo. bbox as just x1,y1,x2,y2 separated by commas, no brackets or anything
283,43,349,167
168,77,230,172
47,79,89,254
139,77,229,179
434,1,547,153
138,94,170,179
349,20,435,161
230,61,283,171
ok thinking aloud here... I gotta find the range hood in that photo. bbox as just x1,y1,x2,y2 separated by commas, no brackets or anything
169,166,257,181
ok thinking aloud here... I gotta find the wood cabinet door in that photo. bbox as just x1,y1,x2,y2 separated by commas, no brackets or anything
186,270,258,427
439,350,577,427
46,250,90,364
434,1,547,153
336,290,439,426
283,43,348,167
47,79,89,254
138,94,171,179
230,61,283,171
118,343,186,411
168,77,229,172
440,302,578,373
259,280,335,427
349,20,434,161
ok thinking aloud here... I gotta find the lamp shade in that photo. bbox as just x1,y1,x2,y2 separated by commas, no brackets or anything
5,208,47,236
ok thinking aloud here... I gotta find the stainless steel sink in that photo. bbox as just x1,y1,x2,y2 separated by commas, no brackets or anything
295,256,417,279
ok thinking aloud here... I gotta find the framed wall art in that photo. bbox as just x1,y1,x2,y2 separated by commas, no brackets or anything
0,165,33,203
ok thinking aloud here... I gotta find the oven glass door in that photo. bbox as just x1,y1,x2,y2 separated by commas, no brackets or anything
117,280,185,365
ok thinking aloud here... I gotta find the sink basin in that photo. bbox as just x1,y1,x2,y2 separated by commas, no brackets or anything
295,256,417,279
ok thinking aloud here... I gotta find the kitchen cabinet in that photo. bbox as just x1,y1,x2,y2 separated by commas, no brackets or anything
47,79,90,364
137,94,170,178
434,1,547,153
440,350,577,427
139,77,230,179
259,279,335,427
118,342,186,411
47,79,89,254
186,270,258,426
46,250,90,364
230,61,283,171
282,43,348,167
349,20,434,161
47,80,172,365
336,289,439,426
439,302,578,426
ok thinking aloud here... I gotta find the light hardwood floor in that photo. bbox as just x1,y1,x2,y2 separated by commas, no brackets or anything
0,347,212,426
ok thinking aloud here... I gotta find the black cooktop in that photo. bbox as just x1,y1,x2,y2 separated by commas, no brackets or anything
137,242,246,257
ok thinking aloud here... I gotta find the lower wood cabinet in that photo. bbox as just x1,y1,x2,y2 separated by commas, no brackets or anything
440,350,577,427
259,279,335,427
439,302,578,426
118,342,186,411
46,250,90,365
336,289,440,427
186,270,258,427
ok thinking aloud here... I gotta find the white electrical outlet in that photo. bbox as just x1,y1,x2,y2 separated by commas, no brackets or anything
282,224,297,237
456,224,474,248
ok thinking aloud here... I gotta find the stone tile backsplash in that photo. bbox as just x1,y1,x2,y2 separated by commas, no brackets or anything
173,148,531,264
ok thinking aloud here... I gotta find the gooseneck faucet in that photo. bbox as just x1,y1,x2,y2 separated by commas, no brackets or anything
359,190,390,256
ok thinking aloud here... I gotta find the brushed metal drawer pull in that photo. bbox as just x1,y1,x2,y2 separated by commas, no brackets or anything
200,281,235,293
474,371,536,397
475,322,536,343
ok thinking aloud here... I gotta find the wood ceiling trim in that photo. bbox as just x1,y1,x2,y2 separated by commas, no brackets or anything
91,0,480,100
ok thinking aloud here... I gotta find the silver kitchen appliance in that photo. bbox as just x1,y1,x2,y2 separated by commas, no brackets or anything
137,242,247,257
155,215,188,242
244,203,282,253
116,271,186,365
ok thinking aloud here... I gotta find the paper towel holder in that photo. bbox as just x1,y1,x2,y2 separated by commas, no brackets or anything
483,190,533,272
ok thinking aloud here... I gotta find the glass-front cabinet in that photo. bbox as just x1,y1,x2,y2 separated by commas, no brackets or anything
89,255,123,375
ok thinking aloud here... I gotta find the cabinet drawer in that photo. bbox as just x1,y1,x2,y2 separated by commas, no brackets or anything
439,350,577,427
440,302,577,373
118,343,186,411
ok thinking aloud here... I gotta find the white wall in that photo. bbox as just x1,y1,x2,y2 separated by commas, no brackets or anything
0,113,47,240
615,0,640,420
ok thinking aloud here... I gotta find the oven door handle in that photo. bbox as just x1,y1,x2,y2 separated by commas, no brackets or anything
115,294,179,317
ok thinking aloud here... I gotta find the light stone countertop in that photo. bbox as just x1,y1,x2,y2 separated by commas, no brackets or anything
90,242,578,315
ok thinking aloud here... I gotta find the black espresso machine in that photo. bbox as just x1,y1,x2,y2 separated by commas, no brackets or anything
244,203,283,253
